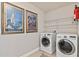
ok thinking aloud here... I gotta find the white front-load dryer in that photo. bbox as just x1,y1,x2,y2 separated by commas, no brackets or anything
56,34,78,57
40,33,56,54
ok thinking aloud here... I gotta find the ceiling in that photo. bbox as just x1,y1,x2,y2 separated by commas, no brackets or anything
30,2,74,12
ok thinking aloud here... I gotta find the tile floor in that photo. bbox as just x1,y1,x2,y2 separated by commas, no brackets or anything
28,50,56,57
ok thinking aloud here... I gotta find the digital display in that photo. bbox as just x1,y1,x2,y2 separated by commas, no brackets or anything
64,36,67,38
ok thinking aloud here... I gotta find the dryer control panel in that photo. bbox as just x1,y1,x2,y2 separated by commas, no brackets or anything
69,36,76,38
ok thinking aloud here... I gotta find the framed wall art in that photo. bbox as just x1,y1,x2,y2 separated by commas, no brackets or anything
1,2,24,34
26,10,38,33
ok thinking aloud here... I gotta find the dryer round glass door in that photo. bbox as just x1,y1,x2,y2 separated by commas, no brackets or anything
42,37,50,47
58,39,75,55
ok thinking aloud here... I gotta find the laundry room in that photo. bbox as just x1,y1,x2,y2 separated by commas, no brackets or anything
0,2,79,57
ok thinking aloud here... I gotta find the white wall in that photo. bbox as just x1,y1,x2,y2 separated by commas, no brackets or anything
0,2,44,57
44,3,78,34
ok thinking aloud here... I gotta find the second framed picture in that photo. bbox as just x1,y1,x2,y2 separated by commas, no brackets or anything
26,10,38,33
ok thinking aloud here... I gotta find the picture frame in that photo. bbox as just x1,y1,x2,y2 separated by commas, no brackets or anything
26,10,38,33
1,2,24,34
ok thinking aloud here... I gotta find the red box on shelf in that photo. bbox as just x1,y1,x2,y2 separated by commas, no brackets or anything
74,5,79,21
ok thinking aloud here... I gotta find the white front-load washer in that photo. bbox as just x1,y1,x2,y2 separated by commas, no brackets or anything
56,34,78,57
40,33,56,54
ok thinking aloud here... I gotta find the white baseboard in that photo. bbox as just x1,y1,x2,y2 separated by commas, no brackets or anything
20,48,39,57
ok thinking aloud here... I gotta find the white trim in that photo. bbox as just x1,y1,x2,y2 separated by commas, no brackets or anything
20,48,39,57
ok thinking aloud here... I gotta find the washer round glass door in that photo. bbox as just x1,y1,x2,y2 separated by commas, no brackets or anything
42,37,50,47
58,39,75,55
